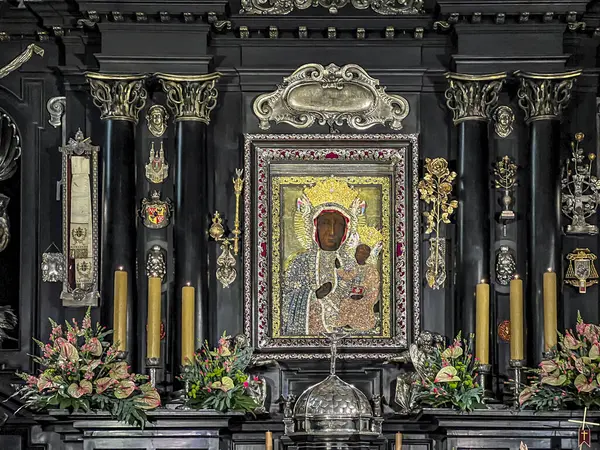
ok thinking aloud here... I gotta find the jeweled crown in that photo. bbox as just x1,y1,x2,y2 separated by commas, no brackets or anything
357,225,383,248
303,178,358,210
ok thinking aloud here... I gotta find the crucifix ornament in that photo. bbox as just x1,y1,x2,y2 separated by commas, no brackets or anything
568,407,599,448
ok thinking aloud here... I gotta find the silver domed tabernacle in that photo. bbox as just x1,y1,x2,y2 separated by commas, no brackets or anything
284,332,383,445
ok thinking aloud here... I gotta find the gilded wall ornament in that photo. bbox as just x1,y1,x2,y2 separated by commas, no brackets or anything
418,158,458,289
156,73,222,123
494,155,518,222
253,63,409,132
86,73,148,123
493,106,515,138
495,246,516,286
445,72,507,124
140,191,173,229
145,105,169,137
516,70,582,123
561,132,600,235
209,170,244,288
146,245,167,282
565,248,599,294
240,0,422,15
145,142,169,184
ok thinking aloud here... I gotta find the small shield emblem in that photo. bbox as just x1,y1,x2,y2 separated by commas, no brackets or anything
140,191,172,229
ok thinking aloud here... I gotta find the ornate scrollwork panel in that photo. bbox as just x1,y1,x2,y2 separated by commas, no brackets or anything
445,72,507,124
155,73,222,123
60,130,100,307
253,63,409,132
86,73,148,123
0,111,22,252
516,70,582,123
240,0,422,15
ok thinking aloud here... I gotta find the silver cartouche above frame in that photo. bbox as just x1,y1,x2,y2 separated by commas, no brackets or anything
253,63,409,132
60,130,100,307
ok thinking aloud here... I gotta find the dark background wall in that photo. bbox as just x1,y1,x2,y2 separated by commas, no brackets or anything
0,1,599,447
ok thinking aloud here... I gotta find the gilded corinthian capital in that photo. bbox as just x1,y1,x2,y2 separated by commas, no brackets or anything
444,72,507,125
515,70,582,123
155,73,222,123
85,73,148,123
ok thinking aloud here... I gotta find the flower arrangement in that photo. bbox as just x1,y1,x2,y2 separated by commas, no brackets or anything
415,332,483,411
520,313,600,410
13,308,160,427
179,332,261,413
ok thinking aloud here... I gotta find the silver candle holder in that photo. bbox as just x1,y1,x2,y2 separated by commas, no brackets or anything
506,359,526,409
477,363,495,403
146,357,160,389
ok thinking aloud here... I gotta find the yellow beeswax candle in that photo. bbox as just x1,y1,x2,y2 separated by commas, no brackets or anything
475,281,490,364
265,431,273,450
395,432,403,449
543,269,558,351
509,275,524,361
113,268,128,352
147,276,162,359
181,284,195,364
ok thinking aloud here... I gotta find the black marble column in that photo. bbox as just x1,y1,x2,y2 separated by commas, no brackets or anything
86,73,148,365
445,73,506,337
516,70,581,365
156,73,221,371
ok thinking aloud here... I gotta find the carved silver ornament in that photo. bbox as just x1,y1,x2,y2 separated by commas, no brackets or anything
47,96,66,128
241,0,422,15
42,252,65,283
253,63,410,132
495,246,517,286
146,245,166,281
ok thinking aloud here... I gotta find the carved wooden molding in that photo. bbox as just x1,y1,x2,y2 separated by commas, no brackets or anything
253,63,410,132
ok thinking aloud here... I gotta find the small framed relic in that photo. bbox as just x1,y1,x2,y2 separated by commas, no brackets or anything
243,134,420,360
60,130,100,307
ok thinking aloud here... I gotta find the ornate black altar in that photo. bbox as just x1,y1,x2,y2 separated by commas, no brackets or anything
1,0,600,448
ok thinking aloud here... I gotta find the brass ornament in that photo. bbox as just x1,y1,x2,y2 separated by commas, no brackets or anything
444,72,507,124
493,105,515,138
155,72,222,123
0,44,44,79
418,158,458,289
253,63,409,132
515,70,582,123
146,245,166,282
86,73,148,123
561,132,600,235
498,320,510,343
146,105,169,137
209,169,244,288
145,142,169,184
140,191,173,229
494,155,518,222
565,248,599,294
240,0,422,15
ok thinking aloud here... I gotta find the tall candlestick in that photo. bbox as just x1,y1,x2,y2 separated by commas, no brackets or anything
543,269,558,351
395,432,403,449
147,277,162,359
265,431,273,450
113,268,128,352
475,280,490,365
509,275,524,360
181,284,195,365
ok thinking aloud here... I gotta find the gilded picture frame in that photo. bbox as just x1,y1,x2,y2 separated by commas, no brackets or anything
243,134,420,360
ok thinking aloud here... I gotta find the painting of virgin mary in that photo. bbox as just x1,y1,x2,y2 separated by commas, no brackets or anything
280,178,383,337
